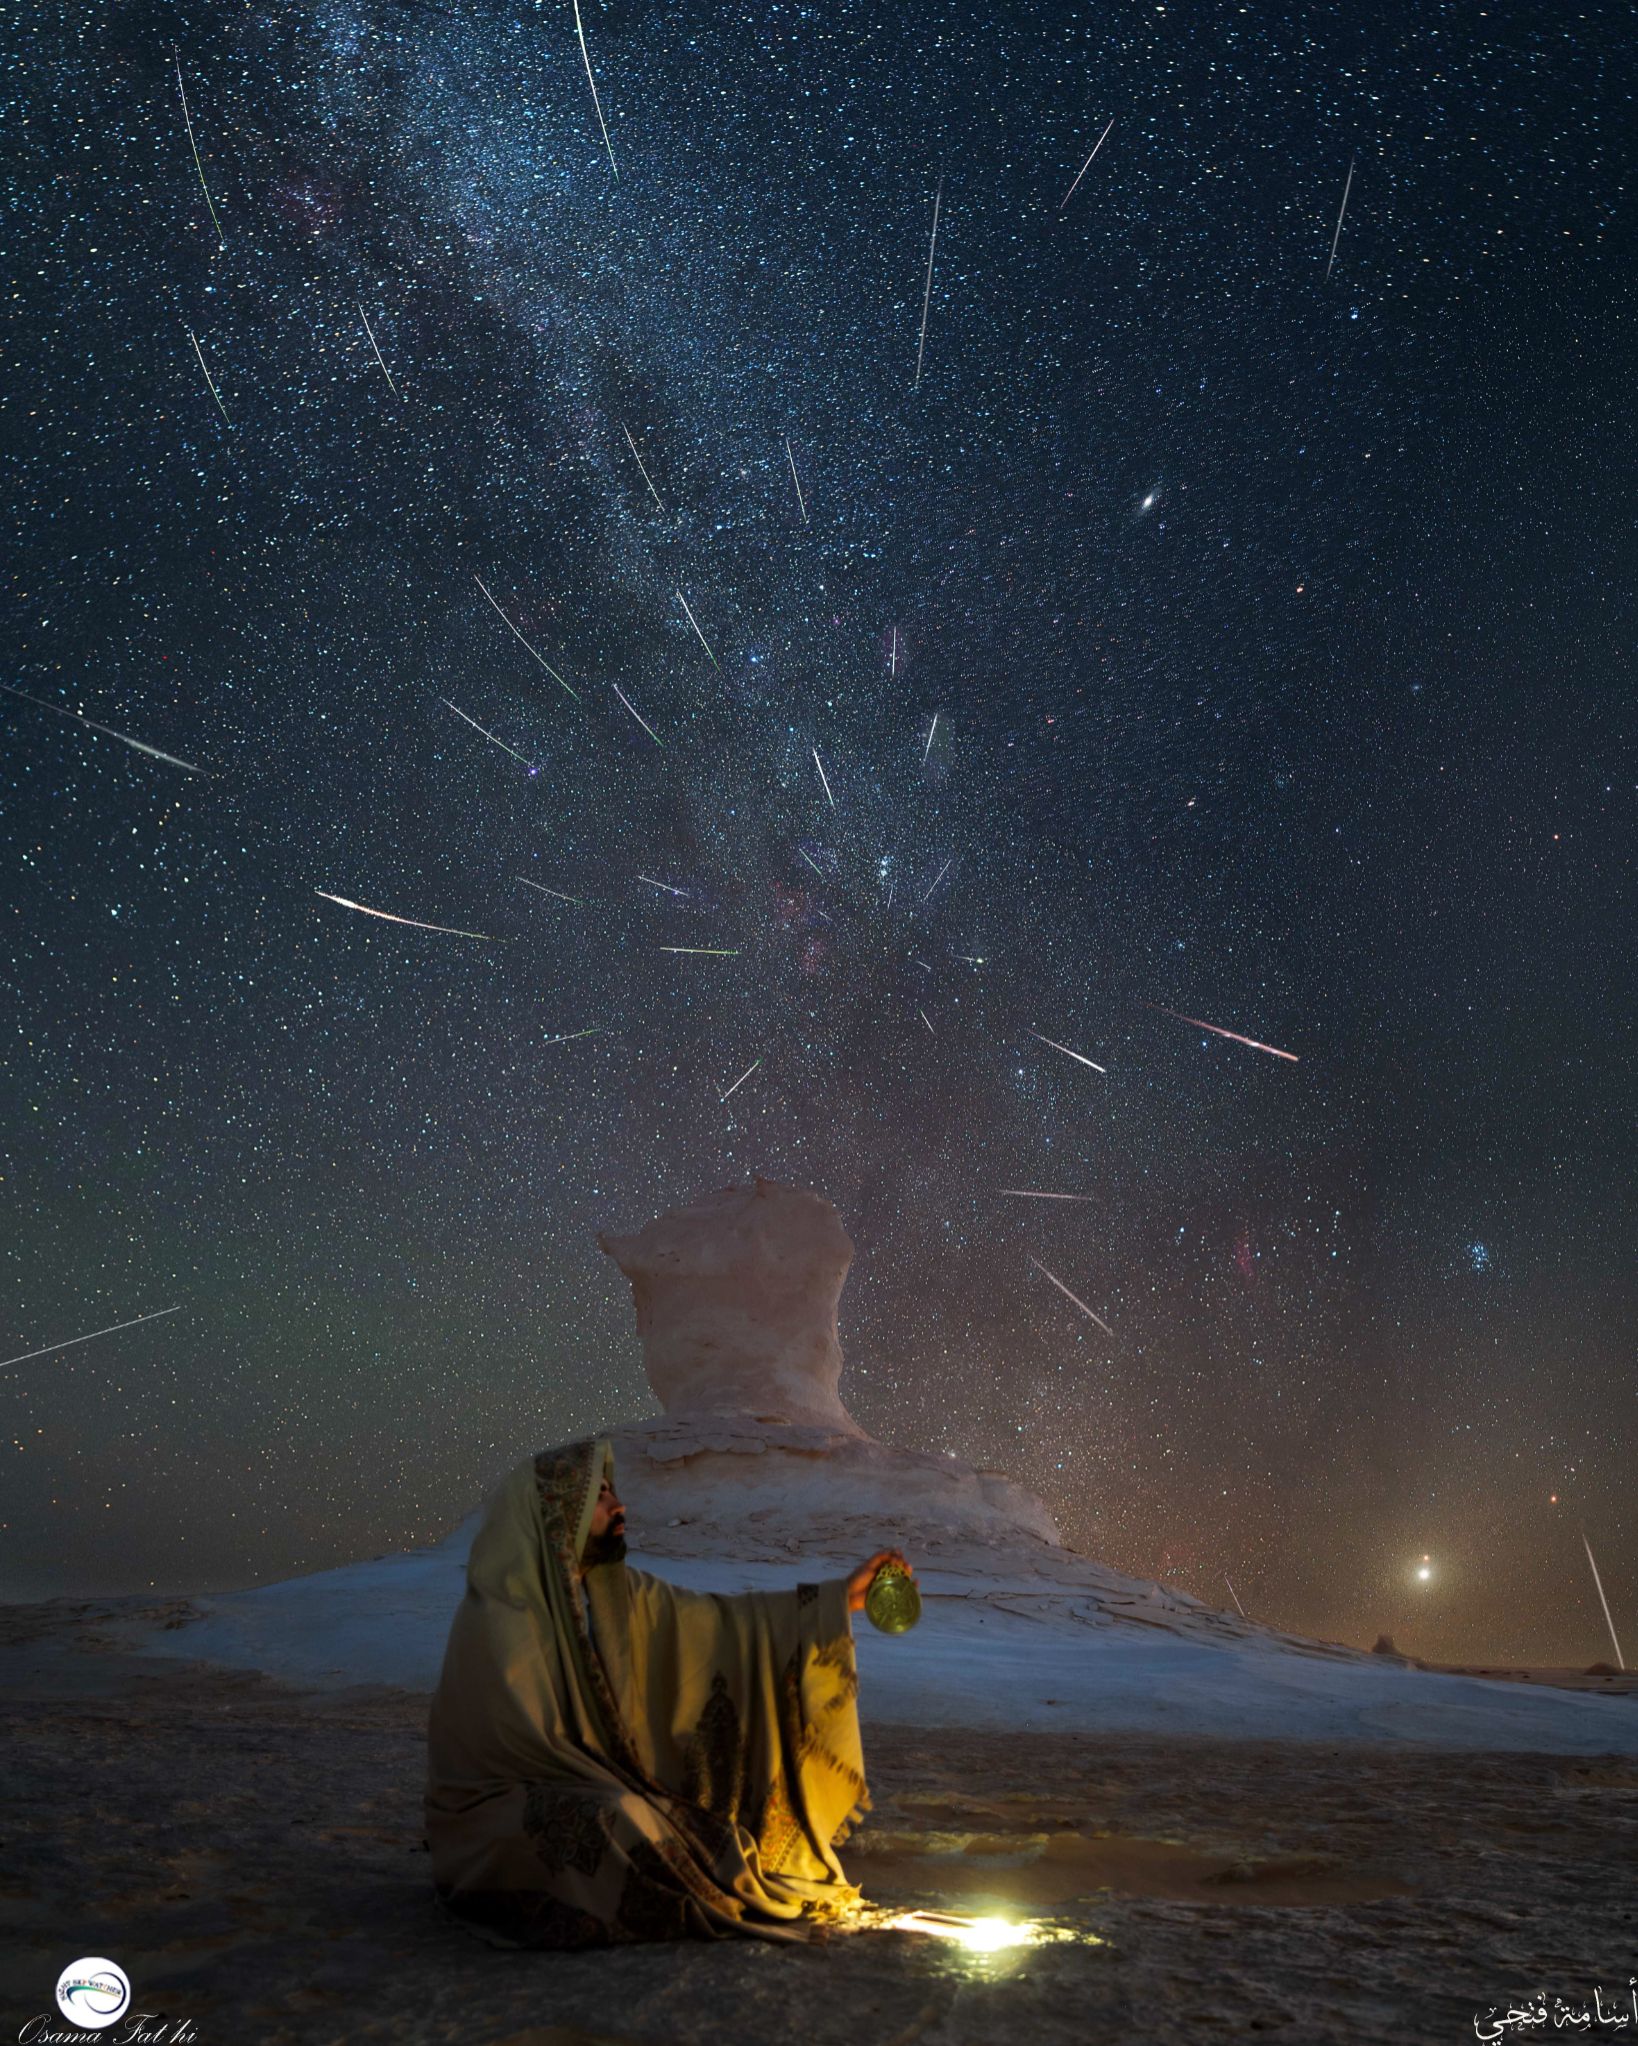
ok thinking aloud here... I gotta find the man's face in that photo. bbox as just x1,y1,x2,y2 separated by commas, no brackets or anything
589,1476,625,1539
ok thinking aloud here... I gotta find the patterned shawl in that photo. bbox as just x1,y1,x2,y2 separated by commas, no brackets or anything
424,1436,870,1948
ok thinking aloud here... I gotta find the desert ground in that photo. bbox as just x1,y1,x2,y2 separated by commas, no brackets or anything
3,1596,1635,2045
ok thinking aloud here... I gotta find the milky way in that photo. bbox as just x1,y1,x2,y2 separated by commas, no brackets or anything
3,0,1632,1663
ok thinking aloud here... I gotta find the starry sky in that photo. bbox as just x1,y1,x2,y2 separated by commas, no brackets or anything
4,0,1633,1666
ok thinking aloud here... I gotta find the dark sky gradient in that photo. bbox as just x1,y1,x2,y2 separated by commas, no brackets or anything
4,0,1633,1665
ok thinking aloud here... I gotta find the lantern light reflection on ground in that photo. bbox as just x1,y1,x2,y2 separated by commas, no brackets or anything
876,1908,1099,1954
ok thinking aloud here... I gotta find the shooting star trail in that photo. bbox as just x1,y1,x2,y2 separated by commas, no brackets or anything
637,875,688,896
660,945,740,955
922,711,939,763
1059,117,1114,212
473,576,581,702
919,855,952,905
798,848,827,879
914,176,944,390
1582,1530,1626,1670
612,683,662,746
439,696,533,767
315,890,500,942
953,953,986,965
173,50,224,247
1224,1575,1248,1620
812,747,836,808
1028,1027,1107,1074
784,437,808,522
358,302,400,396
1148,1004,1299,1062
1029,1255,1116,1338
1000,1189,1097,1201
890,627,898,677
0,1304,182,1374
919,1008,935,1035
516,877,585,905
1325,153,1356,280
0,682,210,775
720,1056,762,1102
674,589,719,668
621,423,664,510
571,0,618,180
542,1026,602,1045
186,326,230,424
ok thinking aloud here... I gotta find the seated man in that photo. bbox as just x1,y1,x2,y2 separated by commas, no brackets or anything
424,1434,911,1948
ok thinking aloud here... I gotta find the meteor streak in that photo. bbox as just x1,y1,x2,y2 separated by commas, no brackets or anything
637,875,688,896
0,1304,182,1374
542,1026,602,1045
358,302,400,396
1028,1255,1116,1338
919,1008,935,1034
1326,153,1356,280
812,747,836,808
922,711,939,762
439,696,532,767
1582,1530,1626,1670
1148,1004,1298,1062
1224,1575,1248,1621
612,682,662,746
674,589,719,668
798,848,826,878
890,627,898,677
571,0,618,181
315,890,500,942
516,877,585,905
1028,1027,1106,1074
621,423,664,510
173,50,225,247
919,855,952,904
784,437,808,522
659,945,740,955
473,576,581,701
720,1056,762,1102
914,176,944,390
1059,117,1114,211
1000,1189,1097,1201
0,682,210,775
186,326,230,424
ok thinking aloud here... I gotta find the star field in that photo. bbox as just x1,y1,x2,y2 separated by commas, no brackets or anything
3,0,1633,1665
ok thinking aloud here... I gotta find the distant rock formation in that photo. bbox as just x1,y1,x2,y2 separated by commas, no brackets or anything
596,1176,1062,1558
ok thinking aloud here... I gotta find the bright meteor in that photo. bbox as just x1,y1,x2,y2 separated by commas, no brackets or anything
1148,1004,1299,1062
0,682,210,775
473,576,581,702
1028,1027,1106,1074
0,1304,182,1374
315,890,500,942
439,696,532,768
1028,1255,1116,1339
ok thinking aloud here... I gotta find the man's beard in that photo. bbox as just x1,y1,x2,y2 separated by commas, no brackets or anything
581,1527,627,1570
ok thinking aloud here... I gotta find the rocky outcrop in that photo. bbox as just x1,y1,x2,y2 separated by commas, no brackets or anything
596,1176,1062,1558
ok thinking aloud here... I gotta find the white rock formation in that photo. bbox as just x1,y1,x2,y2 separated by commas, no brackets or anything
596,1176,1062,1558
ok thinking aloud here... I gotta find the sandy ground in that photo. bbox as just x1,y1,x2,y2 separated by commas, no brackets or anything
3,1599,1636,2046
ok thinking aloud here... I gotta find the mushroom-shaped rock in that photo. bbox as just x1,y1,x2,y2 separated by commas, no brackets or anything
596,1177,1062,1559
598,1176,858,1431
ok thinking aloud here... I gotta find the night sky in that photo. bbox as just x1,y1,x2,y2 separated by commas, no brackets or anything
4,0,1633,1667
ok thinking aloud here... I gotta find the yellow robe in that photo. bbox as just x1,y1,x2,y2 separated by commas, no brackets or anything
424,1436,870,1947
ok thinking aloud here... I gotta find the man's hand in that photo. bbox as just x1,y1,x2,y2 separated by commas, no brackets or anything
846,1548,914,1613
